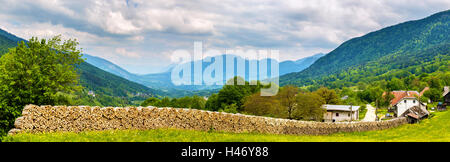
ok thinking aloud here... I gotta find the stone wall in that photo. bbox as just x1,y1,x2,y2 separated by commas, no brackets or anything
8,105,408,135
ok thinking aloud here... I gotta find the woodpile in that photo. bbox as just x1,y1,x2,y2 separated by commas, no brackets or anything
8,104,408,136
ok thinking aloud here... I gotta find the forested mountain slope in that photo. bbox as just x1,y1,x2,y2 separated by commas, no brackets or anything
280,10,450,88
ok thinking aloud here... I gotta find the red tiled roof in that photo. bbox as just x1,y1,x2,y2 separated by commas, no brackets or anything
389,91,419,106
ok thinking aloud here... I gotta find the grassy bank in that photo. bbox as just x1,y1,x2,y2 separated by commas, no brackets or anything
3,111,449,142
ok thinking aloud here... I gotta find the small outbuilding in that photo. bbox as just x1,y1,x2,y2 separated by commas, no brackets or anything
443,86,450,107
400,106,430,123
322,105,360,122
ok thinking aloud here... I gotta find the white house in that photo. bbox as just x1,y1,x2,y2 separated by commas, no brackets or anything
322,105,360,122
388,90,427,117
393,97,426,117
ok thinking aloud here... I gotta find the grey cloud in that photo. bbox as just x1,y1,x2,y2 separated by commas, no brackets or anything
0,0,449,74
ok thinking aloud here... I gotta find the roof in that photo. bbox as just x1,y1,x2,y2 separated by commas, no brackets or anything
322,105,360,112
444,86,449,97
401,106,429,119
390,91,420,106
406,113,419,119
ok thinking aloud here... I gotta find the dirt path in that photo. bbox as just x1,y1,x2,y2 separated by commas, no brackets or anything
362,104,376,122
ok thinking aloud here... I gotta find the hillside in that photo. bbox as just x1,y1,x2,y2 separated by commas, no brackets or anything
76,62,167,97
0,29,26,55
82,54,142,82
280,10,450,88
0,28,166,98
85,53,324,92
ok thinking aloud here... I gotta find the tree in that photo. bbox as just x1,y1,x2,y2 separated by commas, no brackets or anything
220,103,238,114
428,77,442,89
175,96,191,108
141,97,161,107
313,87,340,104
380,91,395,108
190,95,206,109
386,78,405,91
0,36,83,137
205,93,219,111
156,97,171,107
243,93,280,117
217,76,262,111
358,86,384,103
277,85,298,119
423,88,442,103
294,92,326,121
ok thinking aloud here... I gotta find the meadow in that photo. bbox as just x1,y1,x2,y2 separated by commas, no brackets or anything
3,111,449,142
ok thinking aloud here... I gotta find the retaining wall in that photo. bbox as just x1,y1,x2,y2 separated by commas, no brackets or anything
8,105,408,135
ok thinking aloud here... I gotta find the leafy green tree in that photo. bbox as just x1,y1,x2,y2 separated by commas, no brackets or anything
423,88,442,103
190,95,206,110
156,97,171,107
0,36,83,137
217,76,262,111
380,91,395,108
294,92,326,121
386,78,406,91
141,97,161,107
313,87,340,104
205,93,219,111
428,77,442,89
419,96,430,104
358,86,384,103
243,93,280,117
277,85,298,119
170,98,178,107
172,97,188,108
220,103,238,114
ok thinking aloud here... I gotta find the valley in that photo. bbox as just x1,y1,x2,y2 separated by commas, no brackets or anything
0,8,449,142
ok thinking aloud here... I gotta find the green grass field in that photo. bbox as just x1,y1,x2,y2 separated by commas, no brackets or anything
3,111,449,142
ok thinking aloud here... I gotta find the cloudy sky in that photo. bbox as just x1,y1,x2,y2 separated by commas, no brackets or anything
0,0,449,74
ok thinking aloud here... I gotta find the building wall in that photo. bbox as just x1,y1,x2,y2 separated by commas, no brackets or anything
395,98,420,116
9,105,407,136
324,110,359,122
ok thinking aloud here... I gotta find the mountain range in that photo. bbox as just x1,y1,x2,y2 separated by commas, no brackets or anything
280,9,450,88
83,53,324,91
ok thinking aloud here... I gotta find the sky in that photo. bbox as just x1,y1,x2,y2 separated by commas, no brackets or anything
0,0,449,74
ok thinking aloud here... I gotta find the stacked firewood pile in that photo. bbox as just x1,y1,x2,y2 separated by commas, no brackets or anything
8,104,408,135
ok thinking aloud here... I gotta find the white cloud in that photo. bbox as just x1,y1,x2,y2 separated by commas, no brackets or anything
0,0,449,74
127,35,144,41
115,48,141,58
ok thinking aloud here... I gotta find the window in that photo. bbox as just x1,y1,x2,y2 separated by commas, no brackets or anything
336,113,339,117
348,113,350,117
404,100,407,103
413,100,416,103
